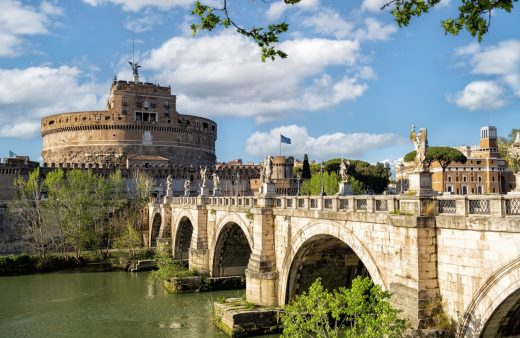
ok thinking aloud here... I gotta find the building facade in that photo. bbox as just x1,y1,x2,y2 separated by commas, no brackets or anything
396,126,516,194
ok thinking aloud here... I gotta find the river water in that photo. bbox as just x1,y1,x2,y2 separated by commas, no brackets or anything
0,270,280,338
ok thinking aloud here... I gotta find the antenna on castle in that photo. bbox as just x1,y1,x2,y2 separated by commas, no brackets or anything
129,33,141,83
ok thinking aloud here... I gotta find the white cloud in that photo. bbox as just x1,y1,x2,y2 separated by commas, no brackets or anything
245,125,405,160
355,18,396,41
449,81,506,111
361,0,388,12
0,0,62,57
141,32,368,122
450,40,520,109
125,8,164,32
0,66,106,138
83,0,193,11
302,8,353,39
470,40,520,76
266,0,320,21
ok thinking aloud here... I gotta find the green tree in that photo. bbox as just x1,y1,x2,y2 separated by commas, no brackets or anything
10,168,49,259
191,0,513,61
300,171,340,196
302,154,312,180
498,129,520,173
43,168,66,256
97,170,127,259
280,277,408,338
114,224,143,267
325,158,391,194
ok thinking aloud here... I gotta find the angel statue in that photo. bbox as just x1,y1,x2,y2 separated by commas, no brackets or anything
410,125,428,172
165,175,172,197
183,179,191,197
263,156,273,183
212,172,220,190
339,159,350,182
200,166,208,187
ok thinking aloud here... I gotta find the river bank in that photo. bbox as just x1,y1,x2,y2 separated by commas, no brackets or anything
0,250,154,276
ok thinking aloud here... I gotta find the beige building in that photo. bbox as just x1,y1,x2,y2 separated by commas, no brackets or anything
397,126,516,194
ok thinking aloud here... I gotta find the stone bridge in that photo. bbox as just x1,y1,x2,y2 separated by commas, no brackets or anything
148,194,520,337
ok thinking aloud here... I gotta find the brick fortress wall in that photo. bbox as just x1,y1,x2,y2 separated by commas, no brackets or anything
41,80,217,167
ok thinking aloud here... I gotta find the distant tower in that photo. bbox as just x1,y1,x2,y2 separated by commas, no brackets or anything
479,126,498,157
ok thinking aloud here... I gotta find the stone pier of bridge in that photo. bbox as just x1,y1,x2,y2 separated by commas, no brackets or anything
149,194,520,337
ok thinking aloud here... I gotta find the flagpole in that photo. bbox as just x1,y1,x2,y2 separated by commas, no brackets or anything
279,133,281,156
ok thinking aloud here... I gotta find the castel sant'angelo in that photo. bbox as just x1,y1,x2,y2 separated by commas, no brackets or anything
41,64,217,168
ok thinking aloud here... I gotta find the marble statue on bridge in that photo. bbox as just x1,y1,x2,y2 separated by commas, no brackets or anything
165,175,172,198
184,178,190,197
410,124,428,173
212,173,221,196
339,159,350,182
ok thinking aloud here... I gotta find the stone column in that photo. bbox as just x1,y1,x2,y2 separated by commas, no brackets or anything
245,200,279,306
415,217,442,329
189,204,210,274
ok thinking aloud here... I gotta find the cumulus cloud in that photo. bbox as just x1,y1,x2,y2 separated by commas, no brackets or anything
245,125,405,159
0,66,106,138
361,0,387,12
141,32,368,122
267,0,320,21
450,40,520,109
301,8,395,42
355,18,396,41
0,0,62,57
125,7,164,32
448,81,506,111
83,0,193,11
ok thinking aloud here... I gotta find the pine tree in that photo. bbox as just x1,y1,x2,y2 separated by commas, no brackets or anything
302,154,311,180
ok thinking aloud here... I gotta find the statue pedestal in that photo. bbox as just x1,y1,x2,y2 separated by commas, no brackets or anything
260,182,275,197
508,173,520,195
337,182,352,196
407,172,435,197
212,188,221,197
199,186,210,197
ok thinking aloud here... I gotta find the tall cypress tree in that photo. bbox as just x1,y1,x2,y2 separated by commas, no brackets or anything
302,154,311,180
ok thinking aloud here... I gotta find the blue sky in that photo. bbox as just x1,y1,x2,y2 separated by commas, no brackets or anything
0,0,519,170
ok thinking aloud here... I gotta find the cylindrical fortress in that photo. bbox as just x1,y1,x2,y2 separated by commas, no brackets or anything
41,80,217,167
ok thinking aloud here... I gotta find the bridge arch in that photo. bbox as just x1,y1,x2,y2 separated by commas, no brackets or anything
458,257,520,337
173,216,193,260
171,210,196,259
211,213,253,278
280,220,385,304
149,212,161,247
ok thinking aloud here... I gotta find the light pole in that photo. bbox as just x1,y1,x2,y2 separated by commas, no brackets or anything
320,162,325,197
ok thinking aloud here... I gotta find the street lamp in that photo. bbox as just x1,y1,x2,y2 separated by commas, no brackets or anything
320,162,325,197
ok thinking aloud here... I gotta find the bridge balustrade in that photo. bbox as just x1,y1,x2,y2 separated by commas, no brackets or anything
506,199,520,215
163,194,520,219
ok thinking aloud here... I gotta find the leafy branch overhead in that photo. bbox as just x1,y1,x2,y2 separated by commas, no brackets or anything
385,0,517,41
191,0,516,61
191,1,291,62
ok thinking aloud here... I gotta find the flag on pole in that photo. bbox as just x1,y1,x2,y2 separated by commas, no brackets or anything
8,150,16,158
280,134,291,144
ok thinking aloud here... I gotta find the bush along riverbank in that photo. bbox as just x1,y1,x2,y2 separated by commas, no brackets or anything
0,249,154,276
149,248,245,293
